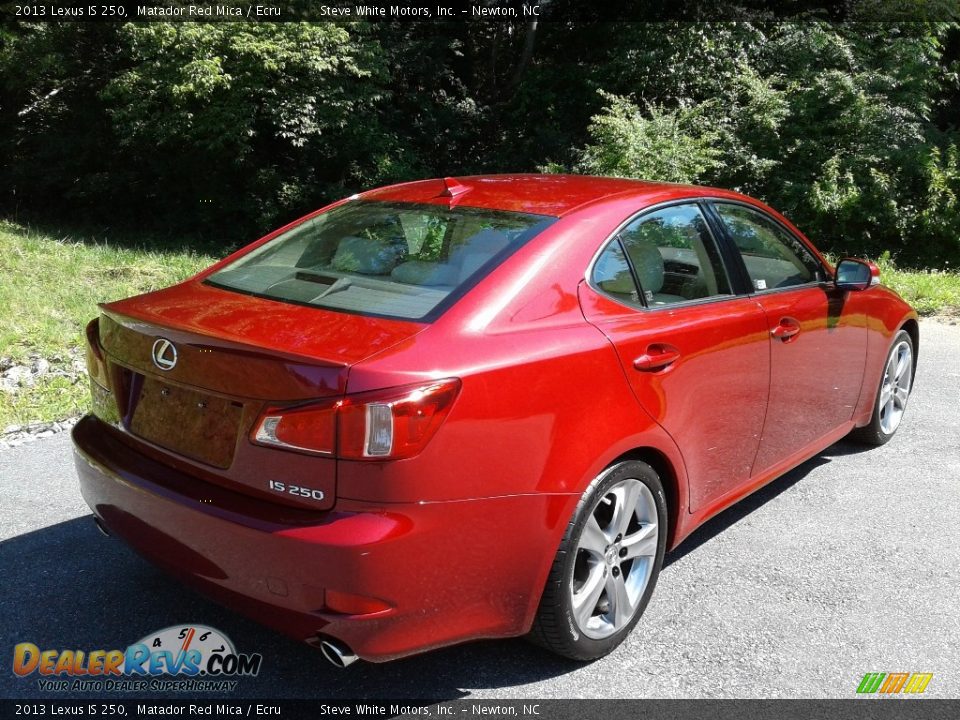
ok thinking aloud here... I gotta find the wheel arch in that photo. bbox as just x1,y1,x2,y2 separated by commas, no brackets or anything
606,446,684,551
899,317,920,381
526,445,680,655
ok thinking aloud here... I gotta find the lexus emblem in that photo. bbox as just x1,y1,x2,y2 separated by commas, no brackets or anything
151,338,178,371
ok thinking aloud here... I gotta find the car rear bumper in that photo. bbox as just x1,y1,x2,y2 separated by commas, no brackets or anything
72,415,566,661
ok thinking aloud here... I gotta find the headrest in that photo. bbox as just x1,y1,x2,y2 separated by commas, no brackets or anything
453,229,510,283
391,260,459,286
331,236,404,275
461,228,509,252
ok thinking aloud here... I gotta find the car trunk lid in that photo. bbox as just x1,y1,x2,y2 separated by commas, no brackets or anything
91,280,427,509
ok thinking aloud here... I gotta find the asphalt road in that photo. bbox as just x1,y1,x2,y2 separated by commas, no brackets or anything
1,319,958,700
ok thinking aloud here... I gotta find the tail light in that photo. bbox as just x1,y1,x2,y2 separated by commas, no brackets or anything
86,317,104,361
254,403,337,455
85,317,117,424
252,378,461,461
85,317,108,387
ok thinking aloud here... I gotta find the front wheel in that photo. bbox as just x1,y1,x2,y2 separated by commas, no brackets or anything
529,461,667,661
850,329,915,446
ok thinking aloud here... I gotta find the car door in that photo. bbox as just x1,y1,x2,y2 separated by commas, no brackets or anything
578,202,771,513
709,202,869,477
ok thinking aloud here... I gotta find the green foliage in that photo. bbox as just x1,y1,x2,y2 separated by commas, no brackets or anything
1,21,959,267
0,220,213,428
0,23,394,237
570,22,960,267
757,24,949,264
874,251,960,316
410,217,448,261
576,93,721,183
908,142,960,262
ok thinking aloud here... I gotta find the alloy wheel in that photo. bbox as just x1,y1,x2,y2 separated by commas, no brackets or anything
879,340,913,435
570,478,659,639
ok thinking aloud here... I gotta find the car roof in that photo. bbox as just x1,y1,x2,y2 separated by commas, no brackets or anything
359,174,741,217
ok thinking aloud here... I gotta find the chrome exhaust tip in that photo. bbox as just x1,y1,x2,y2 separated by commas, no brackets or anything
93,517,111,537
316,637,359,669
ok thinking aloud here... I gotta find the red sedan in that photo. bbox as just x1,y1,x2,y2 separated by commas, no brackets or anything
73,175,918,665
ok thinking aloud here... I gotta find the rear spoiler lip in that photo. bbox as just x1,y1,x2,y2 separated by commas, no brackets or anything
98,305,349,369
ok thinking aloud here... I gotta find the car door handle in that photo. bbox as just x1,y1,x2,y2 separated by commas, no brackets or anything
633,344,681,372
771,318,801,341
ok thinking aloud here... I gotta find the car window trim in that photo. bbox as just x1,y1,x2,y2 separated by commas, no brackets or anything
736,278,828,298
585,198,742,313
698,200,754,295
614,235,650,309
704,198,831,296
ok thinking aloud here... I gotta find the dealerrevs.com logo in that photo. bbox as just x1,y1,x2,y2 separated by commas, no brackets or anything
13,625,262,693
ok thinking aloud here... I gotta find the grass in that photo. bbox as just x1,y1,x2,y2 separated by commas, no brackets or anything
874,255,960,317
0,220,958,430
0,220,216,429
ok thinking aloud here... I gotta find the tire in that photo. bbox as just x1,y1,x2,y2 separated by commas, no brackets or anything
529,460,667,661
849,329,915,446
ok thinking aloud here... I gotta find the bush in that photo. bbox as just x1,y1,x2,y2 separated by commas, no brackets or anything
567,23,960,267
1,21,958,267
575,93,721,183
0,23,398,238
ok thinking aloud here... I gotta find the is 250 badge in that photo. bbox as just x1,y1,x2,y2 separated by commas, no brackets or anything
267,480,325,502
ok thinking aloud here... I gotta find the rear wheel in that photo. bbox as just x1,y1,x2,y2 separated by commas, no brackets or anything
529,461,667,661
850,330,914,446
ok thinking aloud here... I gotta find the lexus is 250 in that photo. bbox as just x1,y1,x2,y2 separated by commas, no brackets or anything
73,175,918,666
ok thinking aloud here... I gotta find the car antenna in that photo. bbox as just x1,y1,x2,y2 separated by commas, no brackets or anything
439,177,471,199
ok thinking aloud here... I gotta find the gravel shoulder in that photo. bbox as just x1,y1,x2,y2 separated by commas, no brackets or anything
1,319,958,700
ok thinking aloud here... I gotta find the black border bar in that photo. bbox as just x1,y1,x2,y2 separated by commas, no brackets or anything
4,0,960,23
3,699,960,720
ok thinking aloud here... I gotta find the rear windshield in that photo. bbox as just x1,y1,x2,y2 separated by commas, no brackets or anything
206,201,555,321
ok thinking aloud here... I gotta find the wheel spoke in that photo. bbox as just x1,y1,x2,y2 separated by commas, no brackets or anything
894,350,910,383
879,384,893,408
894,386,909,408
605,569,634,628
580,514,609,556
572,564,606,628
885,354,898,383
611,482,640,538
621,522,658,560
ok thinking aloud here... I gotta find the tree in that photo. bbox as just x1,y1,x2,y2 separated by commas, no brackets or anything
1,20,958,265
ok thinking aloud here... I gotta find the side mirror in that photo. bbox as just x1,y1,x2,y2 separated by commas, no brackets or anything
834,258,879,292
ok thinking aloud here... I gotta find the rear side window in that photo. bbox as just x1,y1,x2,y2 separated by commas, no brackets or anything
207,201,555,321
592,203,731,308
714,203,825,291
592,239,641,306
